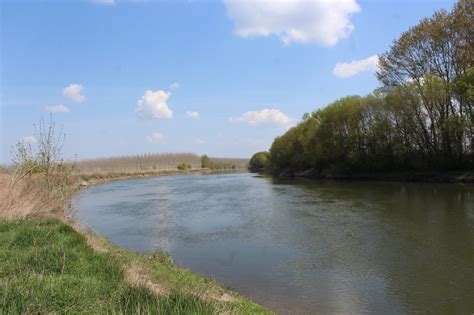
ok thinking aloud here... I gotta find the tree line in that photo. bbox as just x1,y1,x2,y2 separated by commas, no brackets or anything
73,153,248,173
254,0,473,175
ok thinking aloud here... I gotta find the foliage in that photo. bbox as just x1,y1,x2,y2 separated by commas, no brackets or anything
267,1,473,174
248,151,271,172
200,155,241,170
208,161,237,170
177,162,192,170
201,154,212,168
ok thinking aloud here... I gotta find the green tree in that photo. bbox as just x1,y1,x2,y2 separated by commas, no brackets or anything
201,155,212,168
265,0,473,176
248,151,271,172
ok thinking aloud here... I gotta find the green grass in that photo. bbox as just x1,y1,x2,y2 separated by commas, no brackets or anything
0,218,215,314
109,248,271,314
0,218,272,314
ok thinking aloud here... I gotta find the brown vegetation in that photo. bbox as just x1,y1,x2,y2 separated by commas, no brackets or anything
0,168,211,220
72,153,249,173
0,171,72,220
74,153,201,173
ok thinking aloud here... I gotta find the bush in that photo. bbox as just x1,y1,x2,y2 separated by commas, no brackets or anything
201,155,212,168
12,115,68,176
176,162,192,170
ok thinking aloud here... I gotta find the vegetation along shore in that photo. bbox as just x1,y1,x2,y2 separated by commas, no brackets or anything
250,0,473,183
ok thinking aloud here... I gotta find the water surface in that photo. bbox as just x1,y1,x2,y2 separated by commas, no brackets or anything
74,173,474,314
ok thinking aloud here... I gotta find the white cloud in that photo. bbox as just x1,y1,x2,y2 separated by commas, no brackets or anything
195,138,205,144
169,82,179,90
63,84,85,103
333,55,379,78
186,111,200,119
224,0,360,46
146,132,164,144
135,89,173,120
93,0,115,5
231,108,292,127
20,136,37,144
45,104,70,113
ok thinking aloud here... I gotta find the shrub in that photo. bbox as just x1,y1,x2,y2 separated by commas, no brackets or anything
177,162,192,170
248,151,270,172
201,155,212,168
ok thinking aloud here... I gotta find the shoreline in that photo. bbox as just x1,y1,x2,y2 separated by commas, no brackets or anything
74,168,211,187
1,169,271,314
274,169,474,184
68,169,269,313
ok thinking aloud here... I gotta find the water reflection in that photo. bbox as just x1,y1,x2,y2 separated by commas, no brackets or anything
74,173,474,314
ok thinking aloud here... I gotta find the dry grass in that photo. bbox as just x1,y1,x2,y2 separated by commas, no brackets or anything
0,172,71,220
0,168,208,220
125,264,169,296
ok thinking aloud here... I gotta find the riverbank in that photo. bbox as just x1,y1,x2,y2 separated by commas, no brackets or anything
275,169,474,184
72,168,211,189
0,169,271,314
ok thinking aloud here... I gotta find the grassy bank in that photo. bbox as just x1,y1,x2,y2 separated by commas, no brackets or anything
0,171,271,314
0,218,218,313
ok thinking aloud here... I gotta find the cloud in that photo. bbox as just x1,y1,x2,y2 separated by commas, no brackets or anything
186,111,200,119
230,108,292,127
135,89,173,120
195,138,205,144
224,0,360,46
146,132,164,144
63,84,85,103
169,82,179,90
93,0,115,5
45,104,70,113
20,136,37,144
333,55,379,78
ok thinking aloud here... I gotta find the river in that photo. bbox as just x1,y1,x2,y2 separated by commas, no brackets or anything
73,173,474,314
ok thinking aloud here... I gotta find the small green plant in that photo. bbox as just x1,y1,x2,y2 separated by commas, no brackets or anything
177,162,192,170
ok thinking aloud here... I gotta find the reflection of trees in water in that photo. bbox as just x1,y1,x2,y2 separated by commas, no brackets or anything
272,178,474,313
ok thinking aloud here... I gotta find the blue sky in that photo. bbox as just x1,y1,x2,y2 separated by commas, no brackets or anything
1,0,456,163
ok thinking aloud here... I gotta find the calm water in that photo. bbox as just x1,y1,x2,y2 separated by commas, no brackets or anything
74,173,474,314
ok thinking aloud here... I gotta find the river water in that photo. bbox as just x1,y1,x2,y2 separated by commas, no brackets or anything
73,173,474,314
